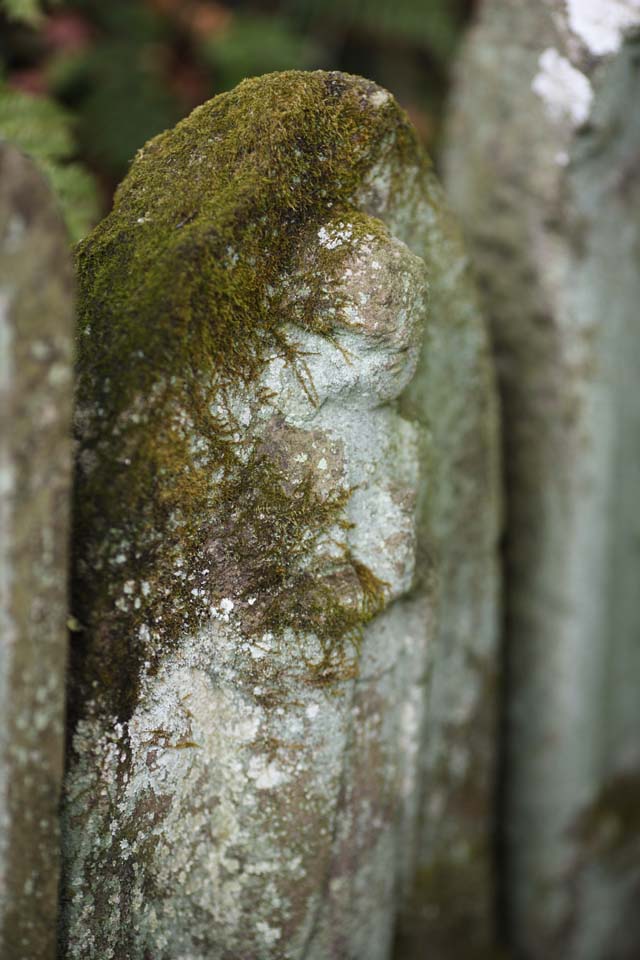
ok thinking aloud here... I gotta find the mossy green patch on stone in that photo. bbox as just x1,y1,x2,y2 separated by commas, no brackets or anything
72,70,419,721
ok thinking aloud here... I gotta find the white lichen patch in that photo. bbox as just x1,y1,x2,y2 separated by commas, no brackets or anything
317,221,354,250
369,89,392,108
566,0,640,56
62,617,356,958
532,48,593,126
247,755,289,790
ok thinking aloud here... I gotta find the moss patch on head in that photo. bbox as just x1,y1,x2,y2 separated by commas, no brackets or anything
72,70,419,721
76,70,420,408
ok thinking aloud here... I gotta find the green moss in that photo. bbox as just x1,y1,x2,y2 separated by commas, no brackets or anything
72,70,421,721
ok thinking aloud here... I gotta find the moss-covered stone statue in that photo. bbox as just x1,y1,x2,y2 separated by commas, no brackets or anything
61,71,501,959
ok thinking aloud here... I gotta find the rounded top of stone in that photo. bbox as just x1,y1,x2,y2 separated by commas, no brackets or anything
113,70,419,217
75,71,426,413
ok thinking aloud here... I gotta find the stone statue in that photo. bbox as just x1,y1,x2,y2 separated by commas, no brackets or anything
61,71,500,959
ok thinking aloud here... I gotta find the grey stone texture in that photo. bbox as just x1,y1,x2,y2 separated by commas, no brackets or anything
445,3,640,958
61,71,500,959
0,144,74,959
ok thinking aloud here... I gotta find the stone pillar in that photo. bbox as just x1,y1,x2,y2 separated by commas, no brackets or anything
61,70,500,959
445,4,640,958
0,144,74,958
389,127,502,960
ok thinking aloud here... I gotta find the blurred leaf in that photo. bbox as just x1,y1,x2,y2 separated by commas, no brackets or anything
187,2,231,39
45,158,99,241
202,14,321,91
43,11,93,53
148,0,231,38
76,41,181,176
46,48,92,97
1,0,44,26
56,3,182,178
0,84,73,158
0,0,471,211
5,66,49,95
285,0,466,61
0,83,99,240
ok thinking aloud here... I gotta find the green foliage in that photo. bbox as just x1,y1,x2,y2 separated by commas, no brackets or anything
286,0,468,61
63,3,183,177
1,0,45,26
0,83,73,157
202,14,321,91
0,0,471,213
0,83,98,240
47,159,99,242
75,48,181,177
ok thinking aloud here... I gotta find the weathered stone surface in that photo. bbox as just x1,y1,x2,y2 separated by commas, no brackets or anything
0,144,73,958
61,71,500,959
445,4,640,958
389,123,502,960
